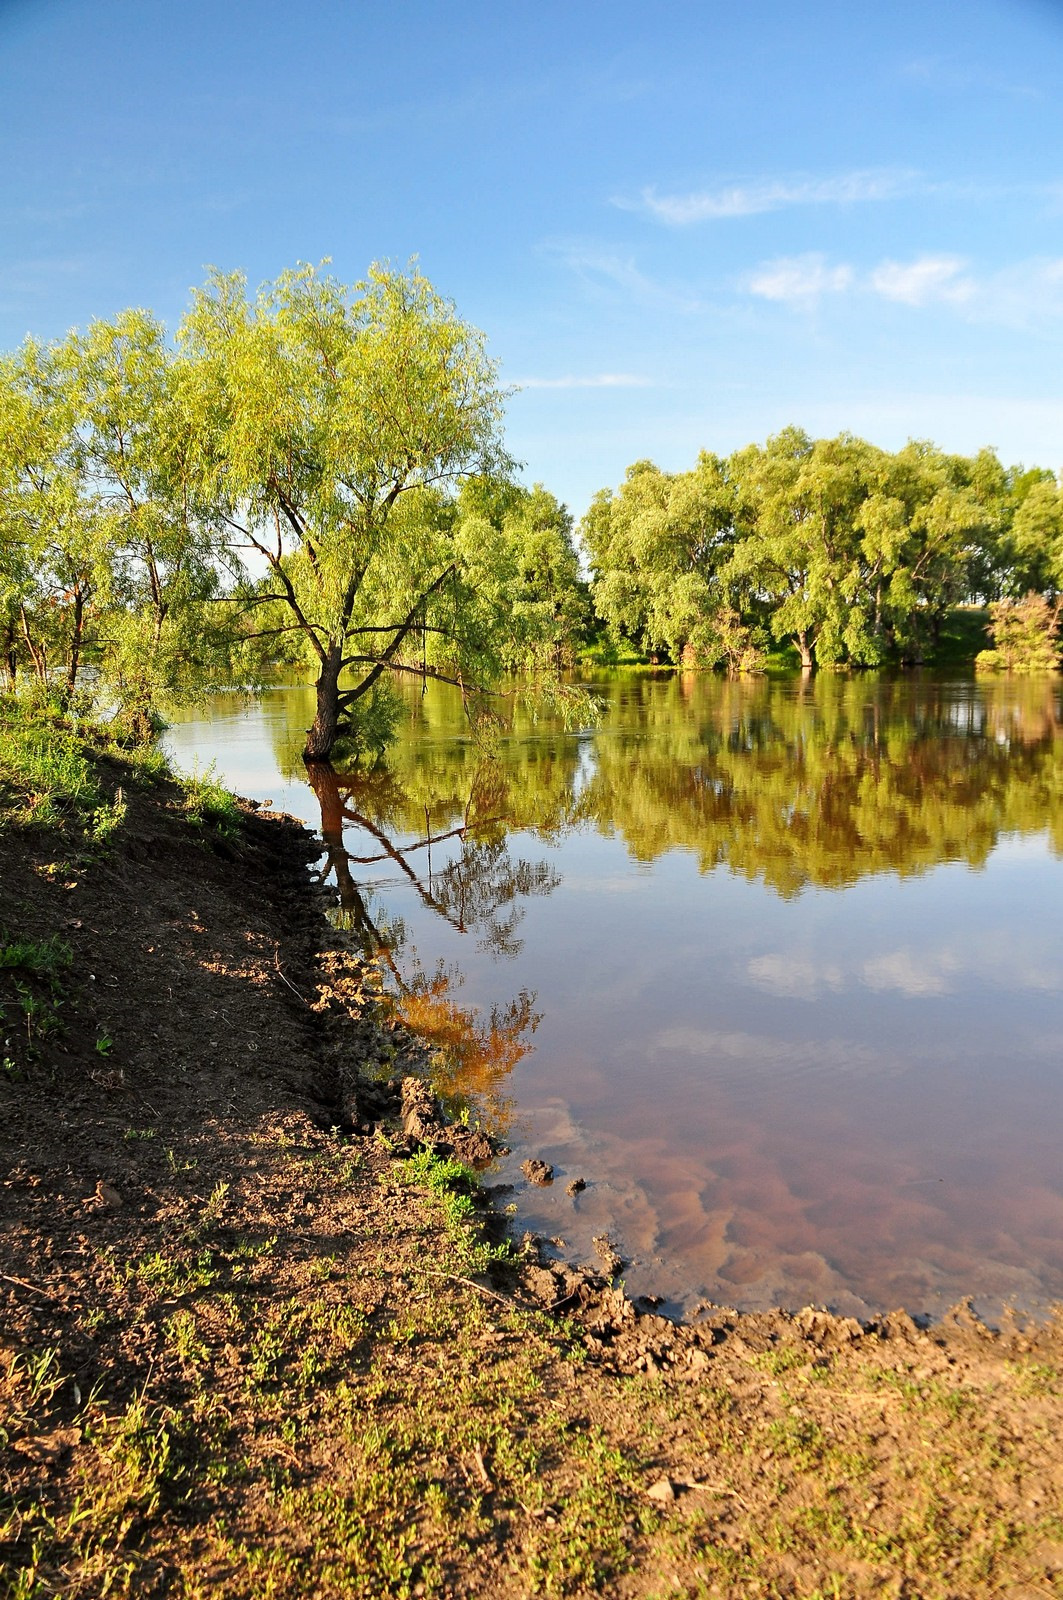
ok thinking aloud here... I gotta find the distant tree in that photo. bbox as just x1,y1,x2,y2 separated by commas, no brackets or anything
975,593,1062,674
723,429,875,669
582,452,745,665
584,431,1023,672
456,479,590,670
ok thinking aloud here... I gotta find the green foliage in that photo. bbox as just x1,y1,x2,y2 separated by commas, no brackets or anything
584,430,1055,672
976,593,1062,674
4,260,585,756
0,314,246,734
0,693,99,828
180,764,242,839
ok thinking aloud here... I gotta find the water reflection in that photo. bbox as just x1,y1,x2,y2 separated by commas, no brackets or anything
166,671,1063,1317
395,968,539,1130
583,672,1063,891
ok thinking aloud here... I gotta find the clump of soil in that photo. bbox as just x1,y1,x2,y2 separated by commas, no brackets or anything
4,755,1063,1599
520,1157,554,1186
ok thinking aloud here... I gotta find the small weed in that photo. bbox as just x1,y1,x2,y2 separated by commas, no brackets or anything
11,1346,66,1407
88,789,127,847
165,1310,210,1367
165,1147,198,1175
0,934,72,1056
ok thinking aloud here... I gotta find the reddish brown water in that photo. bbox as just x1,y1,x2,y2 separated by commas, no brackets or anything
168,672,1063,1318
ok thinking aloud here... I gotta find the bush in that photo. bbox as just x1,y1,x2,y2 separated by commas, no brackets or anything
975,594,1062,674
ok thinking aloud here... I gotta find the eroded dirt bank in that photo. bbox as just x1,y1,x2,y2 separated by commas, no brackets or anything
3,757,1063,1599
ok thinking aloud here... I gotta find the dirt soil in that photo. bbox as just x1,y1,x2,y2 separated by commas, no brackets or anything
3,754,1063,1599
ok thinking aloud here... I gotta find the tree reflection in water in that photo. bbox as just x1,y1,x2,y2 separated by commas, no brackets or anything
304,758,551,1125
289,673,1063,1135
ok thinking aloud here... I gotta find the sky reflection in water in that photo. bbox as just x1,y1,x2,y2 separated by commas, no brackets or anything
166,673,1063,1319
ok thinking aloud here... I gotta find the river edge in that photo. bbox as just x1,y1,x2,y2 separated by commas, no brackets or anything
3,751,1063,1598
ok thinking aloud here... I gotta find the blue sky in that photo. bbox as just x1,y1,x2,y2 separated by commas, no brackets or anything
2,0,1063,521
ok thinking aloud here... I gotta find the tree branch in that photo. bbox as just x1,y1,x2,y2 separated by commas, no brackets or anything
335,659,503,705
241,526,327,663
340,564,457,704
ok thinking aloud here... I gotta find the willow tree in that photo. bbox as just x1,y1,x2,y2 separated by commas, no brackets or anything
0,339,102,694
581,453,746,666
61,310,234,733
178,261,516,760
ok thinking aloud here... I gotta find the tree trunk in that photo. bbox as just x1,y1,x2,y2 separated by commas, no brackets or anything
66,589,86,693
3,621,16,688
19,606,47,682
796,629,814,671
304,643,344,760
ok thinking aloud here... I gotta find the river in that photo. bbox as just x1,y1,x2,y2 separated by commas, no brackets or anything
166,671,1063,1320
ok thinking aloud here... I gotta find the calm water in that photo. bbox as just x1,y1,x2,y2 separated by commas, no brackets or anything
166,673,1063,1320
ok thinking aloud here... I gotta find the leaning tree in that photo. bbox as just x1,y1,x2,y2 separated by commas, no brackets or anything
178,260,523,760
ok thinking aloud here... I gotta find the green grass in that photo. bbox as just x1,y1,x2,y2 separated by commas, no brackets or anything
0,691,244,854
0,933,73,1063
180,763,242,840
0,698,100,829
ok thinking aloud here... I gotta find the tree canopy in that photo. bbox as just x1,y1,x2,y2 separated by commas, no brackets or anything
0,261,593,753
4,265,1063,727
583,431,1063,673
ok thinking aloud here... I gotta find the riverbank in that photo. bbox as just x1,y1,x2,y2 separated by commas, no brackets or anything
3,722,1063,1598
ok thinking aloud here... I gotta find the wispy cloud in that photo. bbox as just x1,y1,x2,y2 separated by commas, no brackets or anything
744,250,1063,324
514,373,653,390
746,253,854,305
902,55,1040,101
551,243,704,313
623,168,918,226
869,255,974,306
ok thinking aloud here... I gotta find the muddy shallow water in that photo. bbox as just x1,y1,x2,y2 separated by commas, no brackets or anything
166,672,1063,1320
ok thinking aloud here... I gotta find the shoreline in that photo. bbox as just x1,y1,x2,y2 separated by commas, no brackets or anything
3,751,1063,1596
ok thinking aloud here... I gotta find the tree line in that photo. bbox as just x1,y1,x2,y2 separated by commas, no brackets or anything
2,260,1061,766
582,431,1063,674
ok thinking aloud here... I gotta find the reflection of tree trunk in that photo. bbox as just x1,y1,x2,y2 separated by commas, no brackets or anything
305,760,402,976
307,756,491,939
304,643,343,760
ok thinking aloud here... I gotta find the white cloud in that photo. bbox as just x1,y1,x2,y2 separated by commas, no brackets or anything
746,253,854,305
513,373,653,390
870,255,974,306
742,251,1063,324
628,169,917,225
